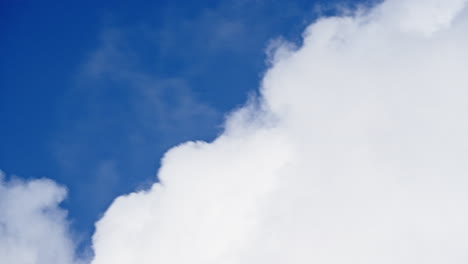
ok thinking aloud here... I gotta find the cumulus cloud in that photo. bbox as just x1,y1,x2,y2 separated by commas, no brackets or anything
4,0,468,263
0,171,84,264
90,0,468,263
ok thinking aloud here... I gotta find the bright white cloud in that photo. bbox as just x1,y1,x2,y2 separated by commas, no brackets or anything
0,171,83,264
3,0,468,263
90,0,468,263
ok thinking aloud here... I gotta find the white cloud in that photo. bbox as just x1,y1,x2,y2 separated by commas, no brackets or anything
3,0,468,263
90,0,468,263
377,0,468,35
0,171,84,264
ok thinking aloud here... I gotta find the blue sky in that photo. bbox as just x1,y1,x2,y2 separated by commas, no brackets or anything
1,0,370,252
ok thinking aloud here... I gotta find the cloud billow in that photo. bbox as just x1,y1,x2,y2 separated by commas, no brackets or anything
0,172,84,264
91,0,468,263
2,0,468,263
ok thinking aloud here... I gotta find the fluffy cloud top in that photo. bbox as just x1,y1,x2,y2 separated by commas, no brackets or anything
2,0,468,263
90,0,468,263
0,172,83,264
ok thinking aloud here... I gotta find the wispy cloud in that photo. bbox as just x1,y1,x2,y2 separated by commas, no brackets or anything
50,22,224,246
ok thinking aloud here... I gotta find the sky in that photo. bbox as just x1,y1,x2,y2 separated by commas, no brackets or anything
1,0,362,248
2,0,468,263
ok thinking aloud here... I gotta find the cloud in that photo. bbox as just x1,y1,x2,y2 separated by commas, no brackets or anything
3,0,468,263
51,24,222,239
0,171,85,264
90,0,468,263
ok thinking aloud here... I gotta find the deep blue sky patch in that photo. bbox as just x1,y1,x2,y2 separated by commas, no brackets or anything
0,0,373,252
